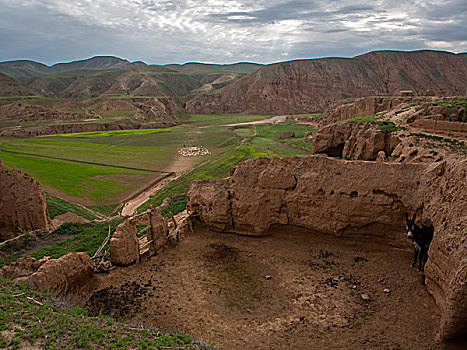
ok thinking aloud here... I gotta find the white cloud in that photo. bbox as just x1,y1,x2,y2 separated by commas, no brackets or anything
0,0,465,64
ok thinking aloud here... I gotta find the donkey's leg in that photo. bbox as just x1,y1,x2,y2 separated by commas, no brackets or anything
418,249,425,271
412,247,418,267
420,250,429,272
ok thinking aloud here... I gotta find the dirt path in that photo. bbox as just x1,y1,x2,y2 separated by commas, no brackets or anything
223,115,288,127
121,174,177,216
120,149,200,216
87,226,464,350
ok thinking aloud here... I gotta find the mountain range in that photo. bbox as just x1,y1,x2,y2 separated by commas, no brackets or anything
0,50,466,113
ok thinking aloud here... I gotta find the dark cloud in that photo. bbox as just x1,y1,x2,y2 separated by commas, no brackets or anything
336,5,378,14
207,0,321,24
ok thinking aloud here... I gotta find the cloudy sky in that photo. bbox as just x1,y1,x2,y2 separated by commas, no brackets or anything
0,0,466,65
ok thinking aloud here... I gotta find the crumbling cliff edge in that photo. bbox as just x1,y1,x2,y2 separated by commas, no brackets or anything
0,160,52,240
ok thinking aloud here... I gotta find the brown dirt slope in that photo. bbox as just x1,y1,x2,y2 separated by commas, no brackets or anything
186,50,467,114
0,72,36,96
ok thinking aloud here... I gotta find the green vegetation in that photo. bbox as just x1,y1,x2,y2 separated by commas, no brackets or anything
376,120,398,133
339,114,377,123
46,194,97,220
338,114,399,133
161,197,189,217
410,132,466,154
422,98,467,122
88,203,120,216
0,151,150,205
42,128,171,138
138,145,266,213
30,221,121,260
0,278,206,349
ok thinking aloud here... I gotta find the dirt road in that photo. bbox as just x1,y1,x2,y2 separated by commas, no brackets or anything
223,115,288,127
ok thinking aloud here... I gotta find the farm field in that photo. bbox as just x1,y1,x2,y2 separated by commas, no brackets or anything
0,114,315,212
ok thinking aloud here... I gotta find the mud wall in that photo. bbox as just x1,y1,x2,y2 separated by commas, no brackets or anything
109,205,169,267
187,155,466,339
0,160,52,240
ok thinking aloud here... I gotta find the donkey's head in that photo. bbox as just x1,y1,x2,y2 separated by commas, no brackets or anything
404,213,416,240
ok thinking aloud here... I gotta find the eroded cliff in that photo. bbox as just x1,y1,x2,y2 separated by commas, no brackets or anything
0,160,52,240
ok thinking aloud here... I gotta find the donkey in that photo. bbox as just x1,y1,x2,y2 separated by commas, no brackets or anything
404,213,434,271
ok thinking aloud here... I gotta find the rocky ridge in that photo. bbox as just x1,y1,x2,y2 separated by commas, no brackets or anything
186,50,467,114
0,97,178,137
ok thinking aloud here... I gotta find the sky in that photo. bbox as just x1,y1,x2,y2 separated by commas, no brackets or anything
0,0,466,65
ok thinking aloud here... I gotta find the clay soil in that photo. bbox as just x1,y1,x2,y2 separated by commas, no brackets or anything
87,226,465,350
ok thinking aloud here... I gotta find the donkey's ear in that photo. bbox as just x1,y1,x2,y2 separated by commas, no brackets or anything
412,213,416,221
405,213,408,220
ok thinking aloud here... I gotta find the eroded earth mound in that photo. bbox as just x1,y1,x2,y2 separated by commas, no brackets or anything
0,159,52,240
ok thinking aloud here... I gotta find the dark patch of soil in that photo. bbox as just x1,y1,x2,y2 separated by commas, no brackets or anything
86,281,149,319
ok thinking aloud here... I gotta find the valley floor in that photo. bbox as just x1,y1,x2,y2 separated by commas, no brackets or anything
87,226,465,350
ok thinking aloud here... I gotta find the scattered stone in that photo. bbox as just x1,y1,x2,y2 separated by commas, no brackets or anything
265,275,272,280
178,146,211,157
361,293,370,301
384,288,391,294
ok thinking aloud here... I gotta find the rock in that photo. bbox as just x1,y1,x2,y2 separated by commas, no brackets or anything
0,160,52,240
265,275,272,280
0,256,49,280
376,151,387,162
187,179,232,232
149,206,169,252
384,288,391,294
1,253,93,296
361,293,370,301
323,97,405,125
312,122,400,160
109,221,139,267
25,253,93,295
279,132,295,140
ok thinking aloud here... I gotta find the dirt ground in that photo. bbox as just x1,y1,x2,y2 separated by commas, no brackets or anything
87,226,465,350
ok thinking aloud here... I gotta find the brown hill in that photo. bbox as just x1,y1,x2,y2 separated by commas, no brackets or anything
0,72,36,96
186,50,467,114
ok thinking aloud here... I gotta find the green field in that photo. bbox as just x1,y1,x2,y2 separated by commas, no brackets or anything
138,121,315,212
0,114,314,212
42,128,171,138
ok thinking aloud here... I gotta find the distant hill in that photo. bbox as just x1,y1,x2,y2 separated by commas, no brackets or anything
0,56,145,83
0,72,37,96
0,57,261,102
0,60,50,82
28,66,202,101
50,56,146,73
186,50,467,114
